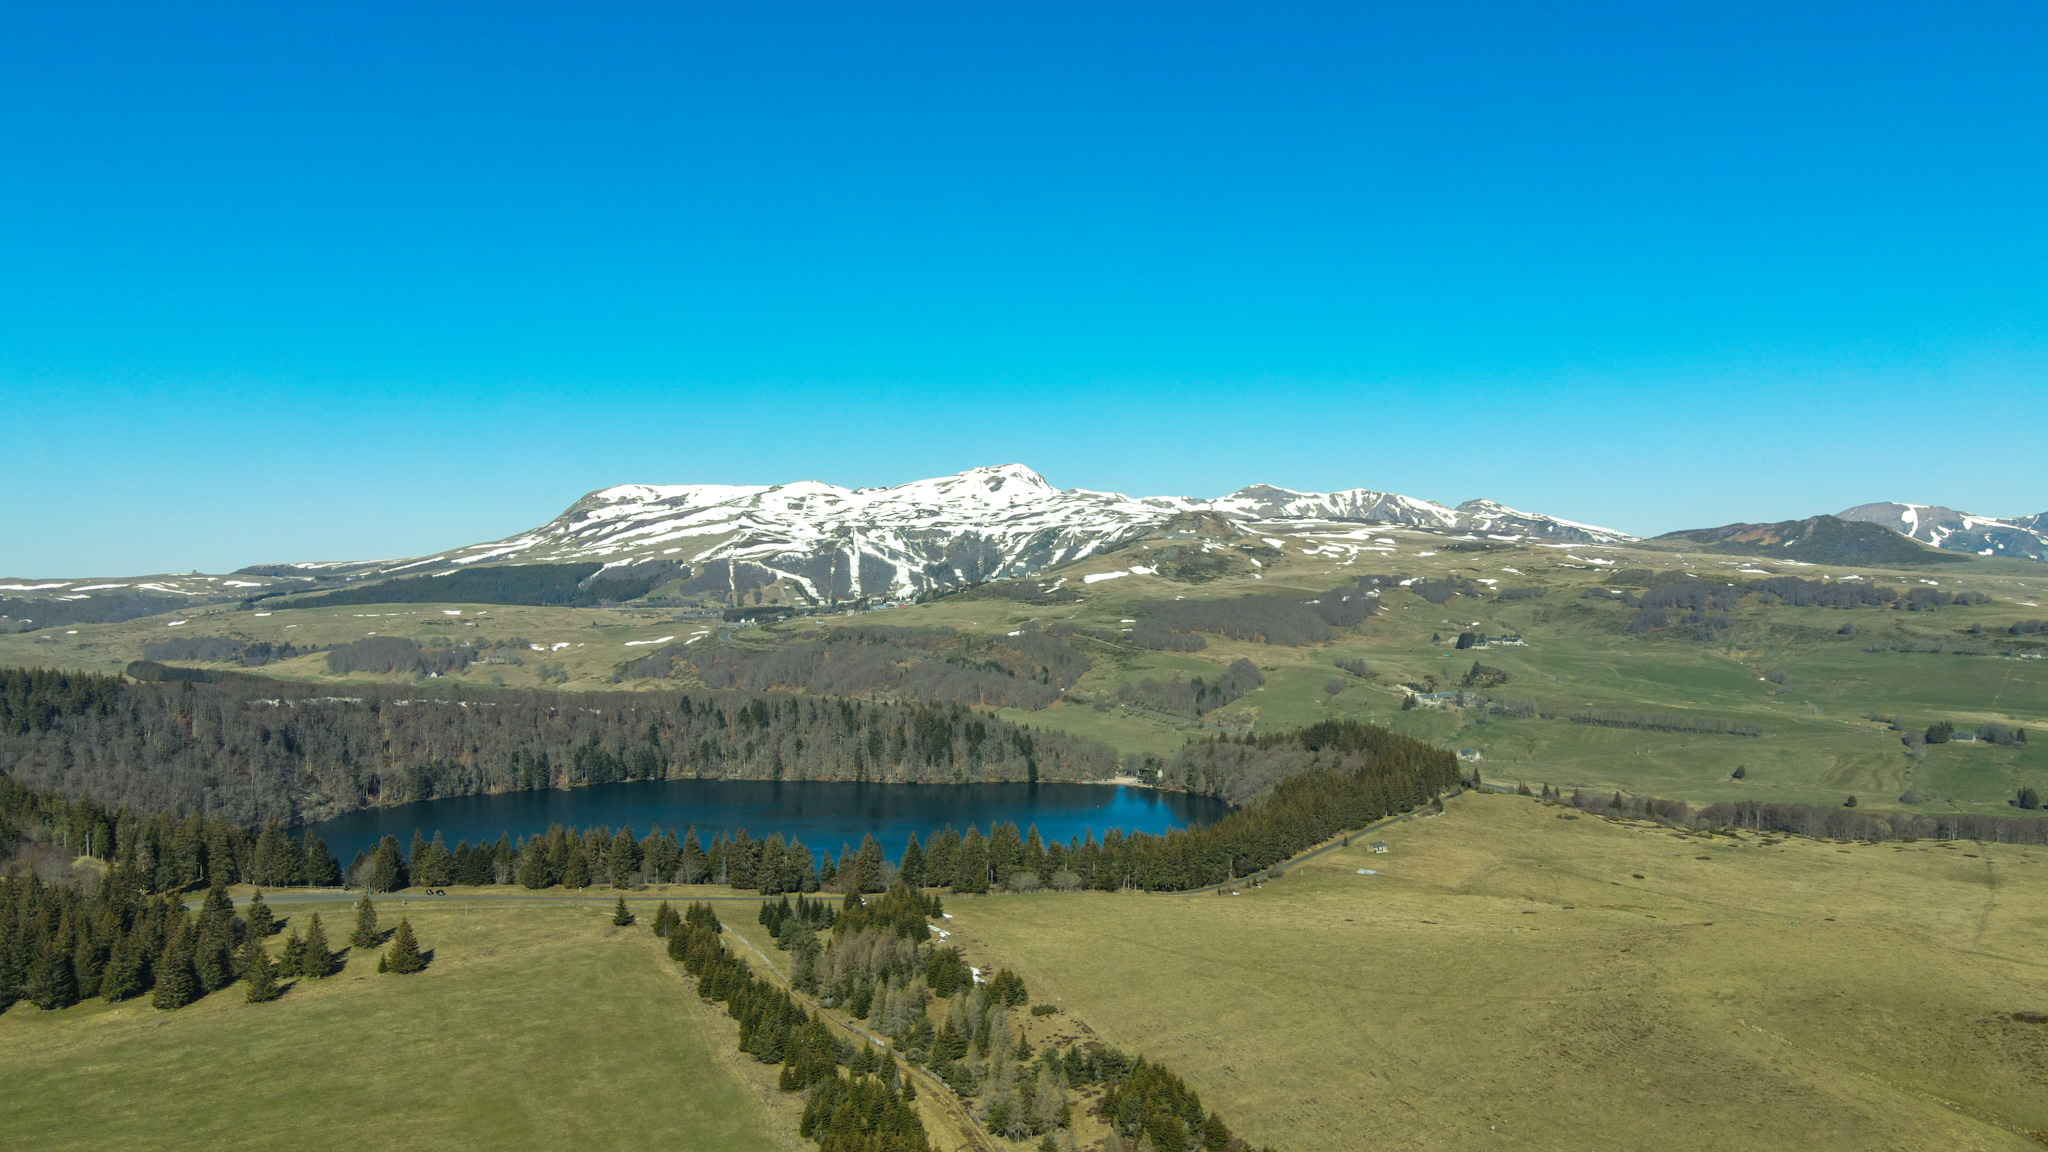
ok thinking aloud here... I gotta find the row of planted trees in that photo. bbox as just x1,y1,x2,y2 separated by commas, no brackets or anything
656,885,1273,1152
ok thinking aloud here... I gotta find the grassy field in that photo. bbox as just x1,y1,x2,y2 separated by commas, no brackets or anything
934,790,2048,1151
5,794,2047,1151
0,898,791,1152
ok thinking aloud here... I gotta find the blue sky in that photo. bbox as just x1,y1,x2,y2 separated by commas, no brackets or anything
4,3,2044,574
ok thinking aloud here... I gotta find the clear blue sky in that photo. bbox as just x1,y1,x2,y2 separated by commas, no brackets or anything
4,3,2044,574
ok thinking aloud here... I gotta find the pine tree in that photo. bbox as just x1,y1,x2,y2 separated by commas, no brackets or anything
27,940,79,1010
300,912,337,978
278,929,307,977
900,833,925,889
305,833,342,887
563,844,592,889
99,931,148,1002
652,900,676,937
245,890,276,940
350,895,381,949
152,918,198,1009
380,919,426,975
193,921,235,992
241,936,280,1003
613,896,636,926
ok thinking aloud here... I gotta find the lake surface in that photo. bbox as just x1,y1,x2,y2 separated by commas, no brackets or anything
307,779,1230,866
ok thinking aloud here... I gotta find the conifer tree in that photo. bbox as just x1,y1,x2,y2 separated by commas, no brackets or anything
241,936,280,1002
679,829,707,884
350,895,381,949
278,929,307,977
193,921,235,992
28,940,79,1010
563,844,592,889
900,833,925,889
245,890,276,940
99,931,148,1002
652,900,676,937
854,834,886,894
300,912,337,978
152,918,198,1009
304,833,341,887
613,896,636,926
379,919,426,975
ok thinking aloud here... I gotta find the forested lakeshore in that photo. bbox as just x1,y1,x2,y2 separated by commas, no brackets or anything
0,668,1122,826
281,720,1462,895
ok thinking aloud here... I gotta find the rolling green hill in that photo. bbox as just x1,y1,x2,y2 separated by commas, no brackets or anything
4,519,2043,821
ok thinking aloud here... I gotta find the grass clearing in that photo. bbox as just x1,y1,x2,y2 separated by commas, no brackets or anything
937,791,2048,1150
0,899,786,1152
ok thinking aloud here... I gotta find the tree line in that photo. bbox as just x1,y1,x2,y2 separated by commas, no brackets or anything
1,772,343,895
1538,785,2048,844
0,668,1119,825
1116,658,1265,717
667,891,1271,1151
1567,709,1762,738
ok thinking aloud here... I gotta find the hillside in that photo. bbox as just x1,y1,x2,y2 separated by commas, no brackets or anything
1837,502,2048,562
5,503,2044,827
1650,514,1968,566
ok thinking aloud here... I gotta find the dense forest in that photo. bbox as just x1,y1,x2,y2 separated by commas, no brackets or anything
1116,658,1265,717
1124,576,1387,649
624,626,1089,711
271,561,680,610
0,668,1118,825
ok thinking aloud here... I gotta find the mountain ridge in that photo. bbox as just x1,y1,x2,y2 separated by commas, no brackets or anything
375,464,1637,600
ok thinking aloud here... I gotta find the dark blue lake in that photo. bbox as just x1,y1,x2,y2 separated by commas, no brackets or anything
307,779,1230,866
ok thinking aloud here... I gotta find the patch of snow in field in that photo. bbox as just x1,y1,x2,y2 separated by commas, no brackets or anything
1919,579,1940,586
222,580,265,588
70,583,129,592
0,582,70,591
1084,570,1131,583
65,630,76,635
167,620,187,627
531,644,546,651
254,612,272,617
1399,578,1416,586
624,636,676,647
1415,552,1436,557
1263,537,1287,549
551,642,571,651
1476,578,1497,585
443,609,462,616
1499,567,1520,574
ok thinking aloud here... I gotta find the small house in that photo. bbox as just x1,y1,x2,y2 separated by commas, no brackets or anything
1457,748,1483,762
1366,841,1389,854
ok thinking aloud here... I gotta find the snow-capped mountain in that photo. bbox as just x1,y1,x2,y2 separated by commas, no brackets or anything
352,466,1636,600
423,464,1168,600
1835,502,2048,562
